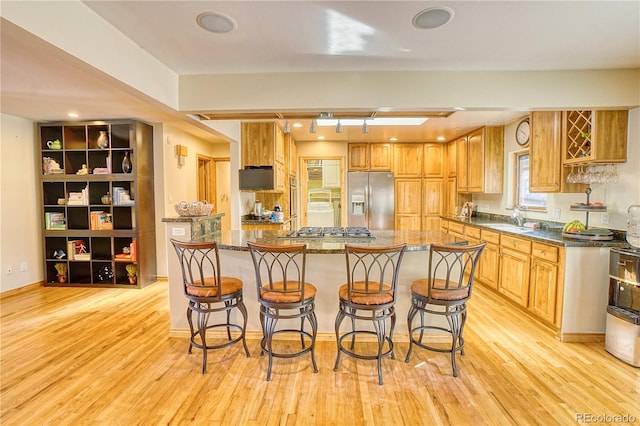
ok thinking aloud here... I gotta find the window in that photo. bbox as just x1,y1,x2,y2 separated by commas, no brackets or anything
515,152,546,210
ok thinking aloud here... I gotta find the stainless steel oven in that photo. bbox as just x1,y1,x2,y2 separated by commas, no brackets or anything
606,247,640,366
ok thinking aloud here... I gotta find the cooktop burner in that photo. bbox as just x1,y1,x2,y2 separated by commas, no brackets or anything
285,226,374,239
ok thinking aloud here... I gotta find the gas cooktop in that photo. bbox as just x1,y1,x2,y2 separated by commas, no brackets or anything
284,226,374,239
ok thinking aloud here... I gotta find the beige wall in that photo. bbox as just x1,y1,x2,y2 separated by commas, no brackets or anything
1,114,42,292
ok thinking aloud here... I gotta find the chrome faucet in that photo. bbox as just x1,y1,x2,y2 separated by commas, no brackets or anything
512,208,524,227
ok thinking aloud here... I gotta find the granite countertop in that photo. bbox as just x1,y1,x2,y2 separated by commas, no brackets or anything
194,230,467,254
442,214,628,248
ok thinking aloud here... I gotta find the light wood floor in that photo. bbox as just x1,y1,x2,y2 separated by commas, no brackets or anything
1,281,638,425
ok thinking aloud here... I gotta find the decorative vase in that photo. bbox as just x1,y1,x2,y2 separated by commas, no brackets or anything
101,192,112,205
97,131,109,149
128,275,137,285
122,151,133,173
57,274,67,283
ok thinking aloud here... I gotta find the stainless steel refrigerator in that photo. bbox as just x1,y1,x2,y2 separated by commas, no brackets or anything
347,171,394,230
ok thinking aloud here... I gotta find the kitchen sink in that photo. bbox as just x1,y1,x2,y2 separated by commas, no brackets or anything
484,223,532,234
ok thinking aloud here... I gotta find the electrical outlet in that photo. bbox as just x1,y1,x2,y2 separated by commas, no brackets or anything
602,213,609,224
172,227,186,236
553,208,561,219
7,264,13,274
20,262,28,272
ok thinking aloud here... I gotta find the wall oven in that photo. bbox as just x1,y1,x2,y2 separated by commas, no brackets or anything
606,247,640,366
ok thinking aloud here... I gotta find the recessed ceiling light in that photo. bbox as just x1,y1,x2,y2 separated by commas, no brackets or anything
68,112,79,118
292,122,303,128
389,137,399,142
412,7,455,30
317,136,325,140
196,12,237,34
453,107,465,111
437,136,446,141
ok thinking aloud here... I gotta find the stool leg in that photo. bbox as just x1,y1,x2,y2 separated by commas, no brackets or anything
389,308,396,361
263,311,278,381
238,298,250,358
405,303,418,362
300,308,306,349
186,304,195,354
198,308,210,374
447,311,462,377
333,307,346,371
349,307,357,350
309,310,319,373
225,300,232,341
373,315,385,385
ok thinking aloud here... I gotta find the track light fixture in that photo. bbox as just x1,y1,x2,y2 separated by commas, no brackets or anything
283,120,290,133
336,120,343,133
309,119,317,133
362,120,369,133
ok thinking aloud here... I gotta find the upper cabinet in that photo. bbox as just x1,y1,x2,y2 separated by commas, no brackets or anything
457,126,504,194
562,110,628,165
393,144,423,177
284,132,297,176
348,143,392,171
423,143,444,178
241,122,285,167
530,111,584,193
447,140,457,177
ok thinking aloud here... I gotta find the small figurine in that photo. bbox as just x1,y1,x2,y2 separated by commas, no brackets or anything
53,249,66,259
76,164,89,175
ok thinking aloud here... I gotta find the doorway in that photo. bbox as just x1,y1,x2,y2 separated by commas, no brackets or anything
300,157,343,227
197,155,231,231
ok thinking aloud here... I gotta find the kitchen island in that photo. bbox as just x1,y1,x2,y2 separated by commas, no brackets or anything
163,219,466,339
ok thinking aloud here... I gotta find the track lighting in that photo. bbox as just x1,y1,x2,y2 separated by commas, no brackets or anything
309,119,317,133
283,120,290,133
336,120,343,133
362,120,369,133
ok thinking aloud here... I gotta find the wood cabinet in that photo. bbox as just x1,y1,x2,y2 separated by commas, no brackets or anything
530,111,584,193
348,143,392,171
562,110,628,165
457,126,504,194
38,120,156,288
394,178,422,230
447,140,457,177
529,242,563,326
422,179,443,231
498,235,531,307
285,133,297,176
241,122,285,167
370,144,392,170
477,229,500,290
423,143,444,178
393,144,423,177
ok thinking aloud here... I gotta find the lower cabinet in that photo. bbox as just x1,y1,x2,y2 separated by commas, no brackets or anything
478,229,500,290
498,244,531,307
529,242,562,326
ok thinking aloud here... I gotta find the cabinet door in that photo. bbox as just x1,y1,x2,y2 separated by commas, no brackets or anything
447,140,457,177
275,125,285,164
422,179,443,232
498,247,530,307
446,177,457,216
370,144,392,170
348,144,369,170
467,128,485,193
275,162,286,192
529,257,558,324
456,137,468,192
396,215,422,231
478,242,500,290
394,179,422,215
241,122,275,166
289,136,297,176
394,144,423,177
530,111,562,192
423,143,444,178
322,160,341,188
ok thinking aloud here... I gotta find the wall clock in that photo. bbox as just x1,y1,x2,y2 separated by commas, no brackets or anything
516,118,530,146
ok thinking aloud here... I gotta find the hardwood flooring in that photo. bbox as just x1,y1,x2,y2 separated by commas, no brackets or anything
1,282,638,425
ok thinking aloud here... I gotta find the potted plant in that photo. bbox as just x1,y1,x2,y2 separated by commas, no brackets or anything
126,263,137,284
54,262,67,283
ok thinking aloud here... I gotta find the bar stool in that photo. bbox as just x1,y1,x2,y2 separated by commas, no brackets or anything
171,239,250,374
247,242,318,381
334,244,407,385
405,243,486,377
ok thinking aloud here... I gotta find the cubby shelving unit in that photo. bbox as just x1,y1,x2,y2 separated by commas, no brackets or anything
38,120,156,288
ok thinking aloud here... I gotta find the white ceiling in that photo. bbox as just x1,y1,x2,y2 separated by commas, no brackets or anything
1,1,639,143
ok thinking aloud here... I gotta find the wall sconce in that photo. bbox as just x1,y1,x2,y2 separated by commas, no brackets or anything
175,144,188,166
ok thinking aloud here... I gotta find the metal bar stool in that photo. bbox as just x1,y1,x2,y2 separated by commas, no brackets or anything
171,239,250,374
405,242,486,377
334,243,407,385
247,242,318,381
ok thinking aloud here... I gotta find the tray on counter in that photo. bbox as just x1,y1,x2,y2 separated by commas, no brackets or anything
562,228,613,240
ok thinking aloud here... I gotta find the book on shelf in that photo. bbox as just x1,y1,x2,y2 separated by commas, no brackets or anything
116,240,137,262
67,186,89,206
112,187,135,206
90,211,113,230
66,239,84,260
74,253,91,261
45,212,66,230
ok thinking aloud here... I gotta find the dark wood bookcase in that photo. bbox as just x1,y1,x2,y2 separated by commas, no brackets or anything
38,120,156,287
